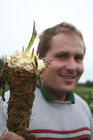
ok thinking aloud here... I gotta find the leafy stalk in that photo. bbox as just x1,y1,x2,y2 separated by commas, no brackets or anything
22,21,37,58
30,48,34,59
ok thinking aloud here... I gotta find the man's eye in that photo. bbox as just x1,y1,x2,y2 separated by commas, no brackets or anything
56,54,65,58
75,56,83,61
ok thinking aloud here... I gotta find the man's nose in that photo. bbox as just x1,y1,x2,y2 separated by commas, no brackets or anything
66,58,77,71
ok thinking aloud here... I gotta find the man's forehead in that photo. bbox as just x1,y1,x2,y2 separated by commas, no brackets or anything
51,33,85,52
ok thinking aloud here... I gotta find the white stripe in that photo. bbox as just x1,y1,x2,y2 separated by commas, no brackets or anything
36,130,90,139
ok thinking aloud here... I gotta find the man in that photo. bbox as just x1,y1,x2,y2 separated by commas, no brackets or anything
0,22,93,140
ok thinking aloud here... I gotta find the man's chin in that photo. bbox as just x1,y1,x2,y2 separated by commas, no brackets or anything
60,86,75,93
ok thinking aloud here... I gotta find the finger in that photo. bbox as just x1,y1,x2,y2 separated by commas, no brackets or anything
0,136,5,140
27,133,37,140
2,132,25,140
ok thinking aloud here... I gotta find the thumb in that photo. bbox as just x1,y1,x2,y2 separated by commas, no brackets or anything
27,133,37,140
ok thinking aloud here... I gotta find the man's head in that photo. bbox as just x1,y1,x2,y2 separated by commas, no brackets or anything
37,22,85,100
37,22,85,58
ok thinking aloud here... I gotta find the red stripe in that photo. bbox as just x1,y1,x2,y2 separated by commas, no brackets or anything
38,135,90,140
28,127,90,134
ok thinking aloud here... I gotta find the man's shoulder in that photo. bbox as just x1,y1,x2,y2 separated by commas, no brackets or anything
74,93,91,114
74,93,88,106
3,91,10,102
0,92,9,135
0,91,10,110
74,93,87,104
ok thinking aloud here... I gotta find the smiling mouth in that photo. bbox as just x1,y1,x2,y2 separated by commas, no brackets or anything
59,74,76,79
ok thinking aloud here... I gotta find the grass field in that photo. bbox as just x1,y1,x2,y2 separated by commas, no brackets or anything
0,84,93,115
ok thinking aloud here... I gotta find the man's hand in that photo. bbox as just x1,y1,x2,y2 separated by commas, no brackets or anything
0,132,37,140
0,132,25,140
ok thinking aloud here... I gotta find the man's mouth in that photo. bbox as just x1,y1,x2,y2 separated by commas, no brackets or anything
59,73,76,79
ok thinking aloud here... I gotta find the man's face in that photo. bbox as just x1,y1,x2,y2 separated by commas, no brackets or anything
42,33,85,95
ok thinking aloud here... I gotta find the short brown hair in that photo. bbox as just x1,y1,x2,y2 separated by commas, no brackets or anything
37,22,85,58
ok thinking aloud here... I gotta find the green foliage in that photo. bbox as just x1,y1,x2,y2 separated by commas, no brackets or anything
74,86,93,115
0,57,4,71
85,80,93,87
0,83,9,96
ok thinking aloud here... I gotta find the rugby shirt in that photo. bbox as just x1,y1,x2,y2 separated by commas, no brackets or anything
28,82,93,140
0,85,93,139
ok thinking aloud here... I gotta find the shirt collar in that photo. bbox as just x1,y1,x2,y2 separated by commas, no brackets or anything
37,80,75,104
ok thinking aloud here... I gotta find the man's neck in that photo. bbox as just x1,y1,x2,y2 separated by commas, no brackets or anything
43,85,67,101
37,79,75,103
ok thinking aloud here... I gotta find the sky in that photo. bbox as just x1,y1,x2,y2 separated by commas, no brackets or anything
0,0,93,83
